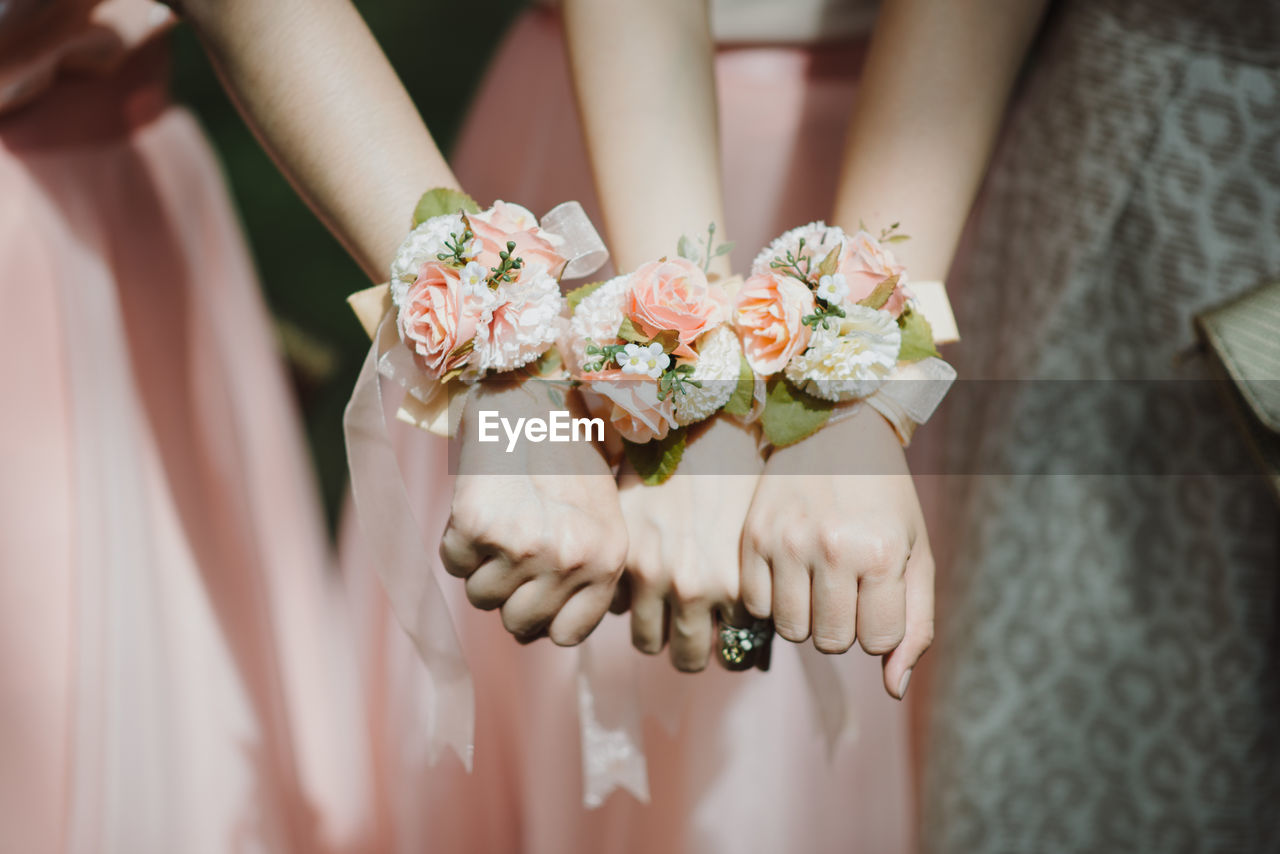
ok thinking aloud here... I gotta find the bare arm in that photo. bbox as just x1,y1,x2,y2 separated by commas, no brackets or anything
832,0,1049,276
564,0,763,670
177,0,460,280
563,0,728,275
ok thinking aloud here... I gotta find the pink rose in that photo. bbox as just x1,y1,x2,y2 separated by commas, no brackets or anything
398,261,480,380
839,230,910,317
734,272,815,375
470,202,567,276
624,258,728,359
581,370,678,443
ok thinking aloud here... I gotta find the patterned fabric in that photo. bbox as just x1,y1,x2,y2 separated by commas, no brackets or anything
924,1,1280,851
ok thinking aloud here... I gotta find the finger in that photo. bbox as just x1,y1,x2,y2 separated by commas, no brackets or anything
811,558,858,654
440,521,487,579
771,555,812,643
548,581,615,647
628,577,668,655
463,556,523,610
669,598,714,673
883,544,936,699
740,535,773,620
499,576,566,641
855,542,909,656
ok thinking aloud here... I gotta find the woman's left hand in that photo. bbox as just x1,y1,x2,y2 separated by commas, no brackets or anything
741,406,935,699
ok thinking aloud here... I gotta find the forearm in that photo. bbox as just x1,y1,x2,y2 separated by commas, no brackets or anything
832,0,1048,278
178,0,459,280
562,0,727,274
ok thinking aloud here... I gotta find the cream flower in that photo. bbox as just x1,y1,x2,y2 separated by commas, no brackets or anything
567,275,630,372
816,273,849,305
672,325,742,425
750,220,847,277
474,268,565,373
389,213,471,306
784,305,901,401
620,342,670,379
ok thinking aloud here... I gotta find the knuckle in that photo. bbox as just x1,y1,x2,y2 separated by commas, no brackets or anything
774,617,810,643
859,627,906,655
779,529,809,562
812,630,855,655
851,530,908,580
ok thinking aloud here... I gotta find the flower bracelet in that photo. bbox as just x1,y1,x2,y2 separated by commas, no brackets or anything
564,226,763,483
347,188,608,435
734,221,959,448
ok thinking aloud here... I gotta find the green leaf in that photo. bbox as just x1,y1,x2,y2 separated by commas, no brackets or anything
412,188,480,227
623,428,688,485
817,245,841,279
885,233,911,243
566,279,607,314
723,354,756,416
677,234,698,263
857,275,899,310
651,329,681,353
713,241,736,258
897,307,941,362
617,317,649,344
761,377,835,447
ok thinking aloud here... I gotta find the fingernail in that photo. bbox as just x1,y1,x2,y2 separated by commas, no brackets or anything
897,669,913,699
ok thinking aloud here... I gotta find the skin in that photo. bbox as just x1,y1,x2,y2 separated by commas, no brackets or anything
743,0,1050,698
177,0,461,278
564,0,765,671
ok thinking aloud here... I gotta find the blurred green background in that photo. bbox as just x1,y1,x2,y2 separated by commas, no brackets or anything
170,0,528,529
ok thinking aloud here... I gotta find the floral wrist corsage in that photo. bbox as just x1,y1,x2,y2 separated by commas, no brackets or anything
347,188,607,436
736,221,957,447
565,227,758,483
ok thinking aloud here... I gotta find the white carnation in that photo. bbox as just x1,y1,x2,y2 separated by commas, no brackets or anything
750,221,849,277
784,305,901,401
389,213,470,306
673,325,742,424
474,268,564,374
567,274,630,371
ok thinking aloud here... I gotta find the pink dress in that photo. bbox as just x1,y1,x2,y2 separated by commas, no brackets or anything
0,2,374,851
340,5,916,852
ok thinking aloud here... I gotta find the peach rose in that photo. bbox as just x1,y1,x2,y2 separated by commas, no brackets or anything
470,202,567,276
733,271,815,375
581,370,678,444
839,230,911,317
398,261,481,380
624,258,728,359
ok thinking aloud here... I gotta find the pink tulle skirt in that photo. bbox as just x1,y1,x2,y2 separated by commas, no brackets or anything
340,11,915,853
0,43,372,853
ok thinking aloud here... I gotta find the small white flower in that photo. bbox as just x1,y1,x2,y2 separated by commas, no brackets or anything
567,275,631,372
784,305,901,401
459,260,487,291
388,213,466,306
621,342,669,379
817,273,849,305
672,324,742,424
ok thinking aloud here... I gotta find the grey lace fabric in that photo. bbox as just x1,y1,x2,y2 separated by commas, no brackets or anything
924,1,1280,851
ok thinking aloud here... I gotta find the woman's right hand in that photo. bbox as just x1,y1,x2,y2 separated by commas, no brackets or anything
439,380,628,647
616,417,764,672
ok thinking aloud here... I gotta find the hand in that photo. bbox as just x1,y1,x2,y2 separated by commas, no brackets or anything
440,380,628,646
741,406,934,699
616,417,764,672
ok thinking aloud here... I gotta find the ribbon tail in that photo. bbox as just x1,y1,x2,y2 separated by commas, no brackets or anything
577,635,650,808
798,647,855,756
344,317,475,770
